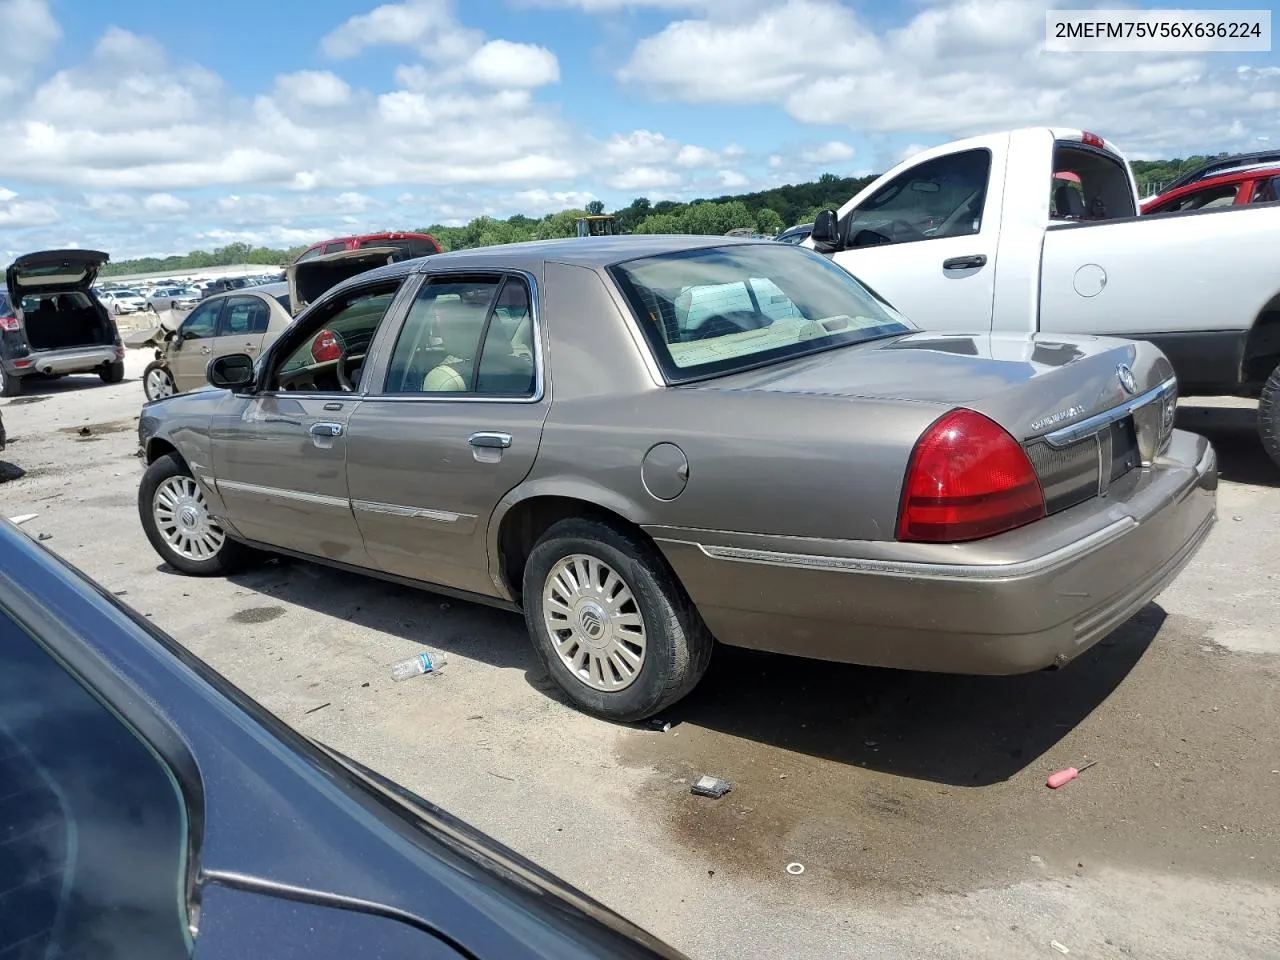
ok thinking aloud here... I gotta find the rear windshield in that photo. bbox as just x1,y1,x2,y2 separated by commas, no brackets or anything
271,292,291,312
609,244,914,382
1051,144,1136,222
358,238,438,258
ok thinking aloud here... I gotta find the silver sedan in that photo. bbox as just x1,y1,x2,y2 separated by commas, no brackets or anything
135,237,1217,721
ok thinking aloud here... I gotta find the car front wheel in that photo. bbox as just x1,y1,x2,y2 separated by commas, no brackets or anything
522,517,714,722
143,361,176,400
138,453,254,576
1259,363,1280,469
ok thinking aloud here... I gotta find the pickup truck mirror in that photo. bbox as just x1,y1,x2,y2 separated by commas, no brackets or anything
208,353,256,392
810,210,841,253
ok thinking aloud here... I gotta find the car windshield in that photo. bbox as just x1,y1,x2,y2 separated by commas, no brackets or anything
609,243,914,382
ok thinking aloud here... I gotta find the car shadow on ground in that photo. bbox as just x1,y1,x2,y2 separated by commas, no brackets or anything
201,553,1163,788
1177,403,1278,488
0,460,25,483
656,603,1164,787
207,556,541,673
2,373,136,400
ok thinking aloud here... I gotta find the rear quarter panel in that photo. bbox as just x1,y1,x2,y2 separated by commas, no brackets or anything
512,261,945,542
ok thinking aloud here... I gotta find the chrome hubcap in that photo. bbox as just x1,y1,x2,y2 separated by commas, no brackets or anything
543,554,647,692
146,367,175,399
153,476,225,561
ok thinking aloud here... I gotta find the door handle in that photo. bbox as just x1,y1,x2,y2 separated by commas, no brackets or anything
309,422,344,438
468,431,511,449
244,342,257,351
200,345,212,354
943,254,987,270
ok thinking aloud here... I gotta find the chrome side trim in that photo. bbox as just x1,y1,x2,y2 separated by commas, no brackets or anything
1042,377,1176,449
351,499,472,523
665,517,1137,581
216,479,351,510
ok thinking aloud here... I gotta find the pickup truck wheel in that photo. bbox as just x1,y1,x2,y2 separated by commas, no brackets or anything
0,366,19,398
99,360,125,384
139,453,254,576
1258,365,1280,469
522,517,714,722
143,361,176,400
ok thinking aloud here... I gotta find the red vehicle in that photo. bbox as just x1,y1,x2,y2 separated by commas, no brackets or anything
1141,150,1280,214
293,231,441,264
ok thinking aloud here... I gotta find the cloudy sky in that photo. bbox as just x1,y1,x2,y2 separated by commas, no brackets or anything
1,0,1277,260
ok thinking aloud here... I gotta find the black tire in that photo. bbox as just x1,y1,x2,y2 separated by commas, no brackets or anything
113,303,122,316
522,517,714,722
0,366,19,398
138,452,255,576
99,360,125,384
1259,363,1280,469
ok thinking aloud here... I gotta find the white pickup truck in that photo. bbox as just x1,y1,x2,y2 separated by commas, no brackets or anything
806,127,1280,466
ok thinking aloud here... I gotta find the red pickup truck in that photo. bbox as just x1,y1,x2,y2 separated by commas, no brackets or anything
293,231,441,264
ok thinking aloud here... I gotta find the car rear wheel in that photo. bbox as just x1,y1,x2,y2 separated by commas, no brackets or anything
522,517,714,722
139,453,254,576
99,360,125,384
0,366,19,398
143,361,176,400
1259,363,1280,469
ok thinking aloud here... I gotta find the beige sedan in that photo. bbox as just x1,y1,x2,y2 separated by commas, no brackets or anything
139,284,294,400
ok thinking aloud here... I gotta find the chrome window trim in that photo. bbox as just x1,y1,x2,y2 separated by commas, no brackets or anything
215,479,350,510
1042,377,1176,449
363,267,546,406
658,517,1137,581
351,500,473,523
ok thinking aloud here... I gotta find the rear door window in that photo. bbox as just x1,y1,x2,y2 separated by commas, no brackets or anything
1052,143,1137,221
1155,183,1240,213
0,611,191,959
219,296,271,336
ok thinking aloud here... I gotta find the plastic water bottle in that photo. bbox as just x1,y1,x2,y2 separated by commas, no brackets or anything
391,651,444,681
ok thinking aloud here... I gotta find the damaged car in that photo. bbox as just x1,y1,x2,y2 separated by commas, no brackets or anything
1,250,125,397
135,237,1217,722
126,247,406,401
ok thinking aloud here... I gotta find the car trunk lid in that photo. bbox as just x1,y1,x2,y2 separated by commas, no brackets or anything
7,250,110,302
287,246,403,315
695,330,1178,518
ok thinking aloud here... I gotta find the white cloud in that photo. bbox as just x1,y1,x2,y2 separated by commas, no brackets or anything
466,40,560,88
143,193,190,214
809,140,855,163
609,166,683,190
0,196,59,228
0,0,60,99
717,169,749,188
616,0,1280,156
274,70,353,108
321,0,482,61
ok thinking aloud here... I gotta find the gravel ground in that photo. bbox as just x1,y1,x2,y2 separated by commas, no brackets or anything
2,351,1278,960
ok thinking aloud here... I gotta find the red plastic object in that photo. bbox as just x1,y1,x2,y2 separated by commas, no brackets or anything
311,330,341,363
0,315,19,331
1081,131,1106,149
897,408,1045,543
1047,760,1097,789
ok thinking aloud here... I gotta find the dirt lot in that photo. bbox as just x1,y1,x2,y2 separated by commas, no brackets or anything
3,352,1279,960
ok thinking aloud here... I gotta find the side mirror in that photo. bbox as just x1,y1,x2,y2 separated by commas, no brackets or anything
208,353,256,392
810,210,841,253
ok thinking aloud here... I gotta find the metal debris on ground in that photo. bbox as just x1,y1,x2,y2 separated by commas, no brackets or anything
647,718,671,732
304,702,331,715
7,514,38,525
786,863,805,875
1050,940,1070,954
487,770,516,782
690,775,732,799
36,532,52,541
78,426,91,436
1046,759,1097,789
391,651,446,681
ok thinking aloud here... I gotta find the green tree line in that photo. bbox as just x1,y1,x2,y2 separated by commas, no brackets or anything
99,156,1233,274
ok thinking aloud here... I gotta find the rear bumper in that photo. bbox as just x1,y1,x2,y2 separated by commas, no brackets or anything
5,346,119,377
648,429,1217,675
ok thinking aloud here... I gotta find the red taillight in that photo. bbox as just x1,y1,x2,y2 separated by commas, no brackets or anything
0,315,19,332
311,330,341,363
897,409,1045,544
1081,131,1105,149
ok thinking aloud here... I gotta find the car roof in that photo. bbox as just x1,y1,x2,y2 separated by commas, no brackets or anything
204,281,290,303
408,234,765,272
